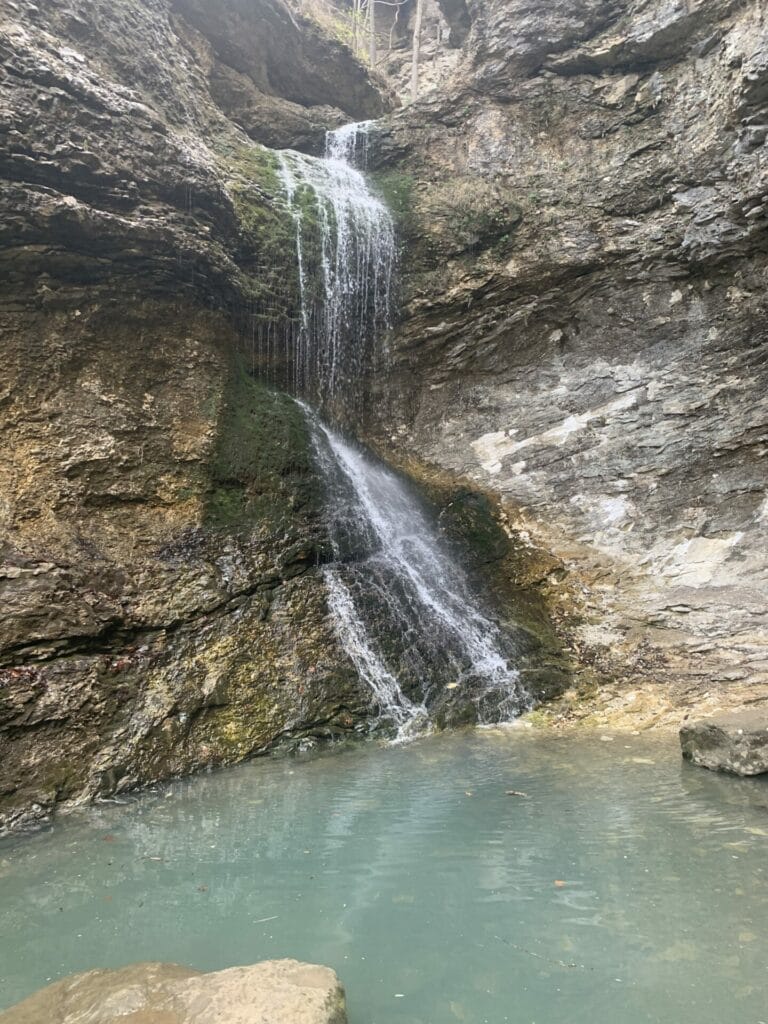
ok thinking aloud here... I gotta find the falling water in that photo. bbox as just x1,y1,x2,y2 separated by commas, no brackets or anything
303,403,528,738
271,123,526,736
325,119,375,167
275,122,395,414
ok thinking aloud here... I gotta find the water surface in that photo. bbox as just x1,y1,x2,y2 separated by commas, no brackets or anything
1,729,767,1023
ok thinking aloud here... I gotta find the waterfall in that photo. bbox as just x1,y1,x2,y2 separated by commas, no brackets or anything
302,402,528,739
325,119,375,167
275,122,395,416
272,123,526,737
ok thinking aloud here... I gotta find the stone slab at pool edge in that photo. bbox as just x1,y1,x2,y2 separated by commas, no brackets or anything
0,959,347,1024
680,710,768,776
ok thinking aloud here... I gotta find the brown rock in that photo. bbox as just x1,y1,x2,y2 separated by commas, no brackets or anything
0,960,347,1024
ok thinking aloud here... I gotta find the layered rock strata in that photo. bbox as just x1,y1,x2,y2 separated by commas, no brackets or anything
369,0,768,724
0,0,565,833
0,0,389,832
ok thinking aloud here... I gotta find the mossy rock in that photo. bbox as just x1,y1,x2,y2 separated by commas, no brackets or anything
403,177,523,260
369,169,415,235
373,457,574,702
205,356,319,531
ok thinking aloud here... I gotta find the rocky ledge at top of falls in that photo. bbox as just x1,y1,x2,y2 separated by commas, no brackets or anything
0,960,348,1024
364,0,768,728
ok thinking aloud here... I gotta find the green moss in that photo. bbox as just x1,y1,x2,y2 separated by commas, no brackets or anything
214,139,331,319
215,141,300,309
369,170,415,234
204,356,317,531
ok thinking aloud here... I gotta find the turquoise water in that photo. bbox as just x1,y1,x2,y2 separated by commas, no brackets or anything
1,729,768,1022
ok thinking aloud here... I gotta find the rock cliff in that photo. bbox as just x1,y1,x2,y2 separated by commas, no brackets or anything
369,0,768,726
2,0,767,831
0,0,389,833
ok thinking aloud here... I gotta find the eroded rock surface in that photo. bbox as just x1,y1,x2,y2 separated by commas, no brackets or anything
368,0,768,717
681,710,768,775
0,0,388,833
0,960,347,1024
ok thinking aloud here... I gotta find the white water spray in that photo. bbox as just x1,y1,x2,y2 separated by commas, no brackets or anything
274,123,526,736
275,123,395,410
302,400,528,738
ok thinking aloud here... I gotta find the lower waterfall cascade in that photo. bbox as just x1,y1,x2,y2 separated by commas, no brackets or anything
273,122,527,735
304,404,529,737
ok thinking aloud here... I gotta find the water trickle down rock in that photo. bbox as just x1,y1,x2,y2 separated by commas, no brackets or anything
269,123,395,420
272,126,528,735
302,403,529,737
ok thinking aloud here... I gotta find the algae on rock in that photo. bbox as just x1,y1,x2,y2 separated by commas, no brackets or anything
0,0,382,833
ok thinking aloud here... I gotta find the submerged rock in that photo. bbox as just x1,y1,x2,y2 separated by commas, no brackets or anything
680,711,768,776
0,960,347,1024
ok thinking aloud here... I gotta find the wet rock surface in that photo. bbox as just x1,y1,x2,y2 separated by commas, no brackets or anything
0,0,558,834
368,0,768,717
0,960,347,1024
0,0,386,832
680,710,768,776
3,0,767,829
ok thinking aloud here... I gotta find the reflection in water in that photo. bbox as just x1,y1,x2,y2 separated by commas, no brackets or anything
1,730,768,1023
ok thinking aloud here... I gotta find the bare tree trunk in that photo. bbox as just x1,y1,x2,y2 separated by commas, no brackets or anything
352,0,361,57
369,0,377,65
410,0,423,102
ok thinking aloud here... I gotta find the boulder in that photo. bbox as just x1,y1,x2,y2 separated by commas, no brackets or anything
680,710,768,776
0,960,347,1024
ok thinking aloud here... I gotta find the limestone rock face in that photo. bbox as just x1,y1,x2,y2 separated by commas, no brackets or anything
0,960,347,1024
681,711,768,776
0,0,387,833
176,0,392,130
367,0,768,719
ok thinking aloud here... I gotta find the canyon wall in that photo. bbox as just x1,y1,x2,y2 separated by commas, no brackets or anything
3,0,767,831
371,0,768,725
0,0,563,832
0,0,390,832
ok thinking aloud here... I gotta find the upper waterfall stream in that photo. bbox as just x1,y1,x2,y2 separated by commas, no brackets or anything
277,124,526,736
274,122,395,417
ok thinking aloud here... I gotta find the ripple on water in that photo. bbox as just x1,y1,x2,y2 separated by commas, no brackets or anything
1,730,767,1024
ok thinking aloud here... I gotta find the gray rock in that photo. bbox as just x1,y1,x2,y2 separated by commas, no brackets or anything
680,711,768,776
0,960,347,1024
368,0,768,717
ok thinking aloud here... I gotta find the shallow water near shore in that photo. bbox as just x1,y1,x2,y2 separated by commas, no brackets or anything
1,728,767,1023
